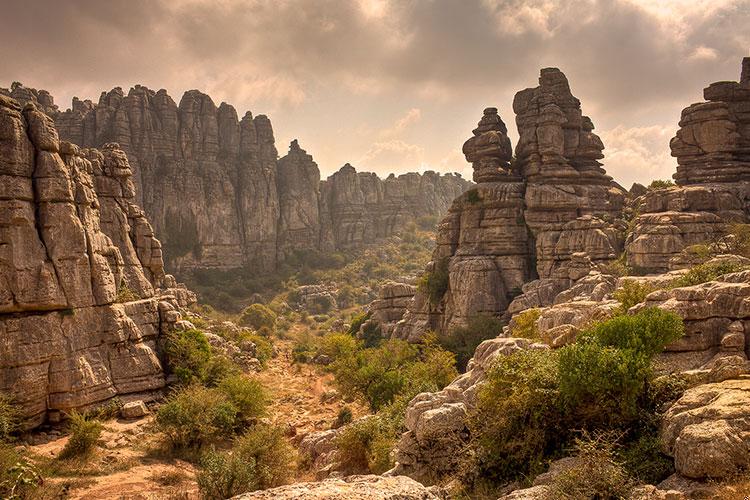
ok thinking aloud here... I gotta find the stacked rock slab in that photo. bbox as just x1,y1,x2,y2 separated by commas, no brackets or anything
393,69,624,341
627,58,750,272
0,95,188,427
2,83,473,272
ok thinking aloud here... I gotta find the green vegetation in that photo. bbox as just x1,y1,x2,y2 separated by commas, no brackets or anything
0,444,42,499
417,257,450,306
466,307,684,488
217,375,267,426
508,308,541,339
612,280,657,313
335,415,396,474
332,406,353,429
0,393,20,441
466,188,482,204
670,260,749,288
439,315,505,371
197,424,294,498
163,328,213,385
648,179,675,189
59,412,103,459
115,283,139,303
239,303,277,332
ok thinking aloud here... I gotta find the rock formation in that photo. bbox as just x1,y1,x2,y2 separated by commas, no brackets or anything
1,83,472,272
393,69,626,341
0,94,192,427
627,58,750,272
231,475,442,499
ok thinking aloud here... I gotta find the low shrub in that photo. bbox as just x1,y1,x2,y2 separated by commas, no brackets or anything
332,406,353,429
509,308,541,339
59,412,102,459
335,416,395,474
197,424,293,498
243,333,274,367
239,304,277,331
548,433,635,499
163,328,212,385
318,333,360,362
670,260,749,288
0,393,20,442
217,375,267,425
612,280,657,313
648,179,674,190
620,433,674,484
440,315,504,371
201,355,241,387
155,386,238,450
347,311,371,336
0,444,42,499
417,258,450,306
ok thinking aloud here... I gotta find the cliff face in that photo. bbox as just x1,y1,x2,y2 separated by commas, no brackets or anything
626,58,750,272
2,83,472,272
0,94,192,427
394,69,626,341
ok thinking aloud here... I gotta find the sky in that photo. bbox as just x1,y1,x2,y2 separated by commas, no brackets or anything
1,0,749,187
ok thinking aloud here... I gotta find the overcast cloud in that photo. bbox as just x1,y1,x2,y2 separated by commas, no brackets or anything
1,0,748,186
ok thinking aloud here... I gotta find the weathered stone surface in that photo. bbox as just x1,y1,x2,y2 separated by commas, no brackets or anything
120,400,148,419
661,378,750,479
0,96,188,428
231,475,442,499
366,282,416,338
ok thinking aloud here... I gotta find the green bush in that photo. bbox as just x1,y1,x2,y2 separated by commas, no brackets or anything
318,333,361,362
155,386,238,450
164,328,212,385
619,433,674,484
332,406,353,429
466,189,482,204
440,315,504,371
0,393,20,442
347,311,371,336
231,424,294,489
509,308,541,339
59,412,103,459
239,304,277,331
648,179,674,189
217,375,267,425
201,355,241,387
360,320,382,348
670,260,749,288
612,280,657,313
243,333,274,367
417,258,450,306
330,338,457,412
558,308,684,427
468,308,684,486
335,416,395,474
198,448,256,500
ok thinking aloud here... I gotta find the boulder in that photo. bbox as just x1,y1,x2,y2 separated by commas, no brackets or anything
231,475,443,499
120,401,148,419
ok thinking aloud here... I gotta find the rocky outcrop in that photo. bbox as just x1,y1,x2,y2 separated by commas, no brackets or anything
393,69,625,341
2,83,472,272
661,378,750,479
0,94,190,427
231,475,443,500
365,282,416,338
627,58,750,272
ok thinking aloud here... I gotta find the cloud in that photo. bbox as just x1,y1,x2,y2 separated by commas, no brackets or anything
357,139,426,174
599,125,677,188
378,108,422,138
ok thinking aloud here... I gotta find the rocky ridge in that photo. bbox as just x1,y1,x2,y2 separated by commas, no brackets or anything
0,93,194,427
1,83,472,272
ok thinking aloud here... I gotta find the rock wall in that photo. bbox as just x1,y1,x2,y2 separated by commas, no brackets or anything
627,58,750,272
1,83,472,272
393,69,626,341
0,94,192,427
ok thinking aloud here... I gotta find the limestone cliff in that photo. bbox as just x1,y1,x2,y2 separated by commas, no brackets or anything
2,83,473,272
0,94,192,427
394,69,626,341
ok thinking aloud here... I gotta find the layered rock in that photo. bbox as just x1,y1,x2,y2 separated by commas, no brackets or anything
0,94,189,427
365,282,416,338
393,69,625,341
3,82,472,272
627,58,750,272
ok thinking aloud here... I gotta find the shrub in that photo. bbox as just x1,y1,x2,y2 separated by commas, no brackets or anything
612,280,657,313
115,283,139,303
558,308,684,427
59,412,103,459
670,260,749,288
466,189,482,204
648,179,674,189
239,304,277,331
509,308,541,339
197,424,293,498
335,416,395,474
721,223,750,257
318,333,360,362
0,444,42,499
620,433,674,484
330,339,457,412
332,406,353,429
201,355,241,387
360,320,382,348
347,311,371,335
417,258,450,306
0,393,20,442
163,328,211,385
217,375,267,425
440,315,504,371
155,386,238,450
548,432,635,499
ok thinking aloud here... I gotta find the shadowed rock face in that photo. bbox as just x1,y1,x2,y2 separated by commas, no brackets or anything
394,68,626,342
0,94,192,427
627,58,750,272
1,83,473,272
